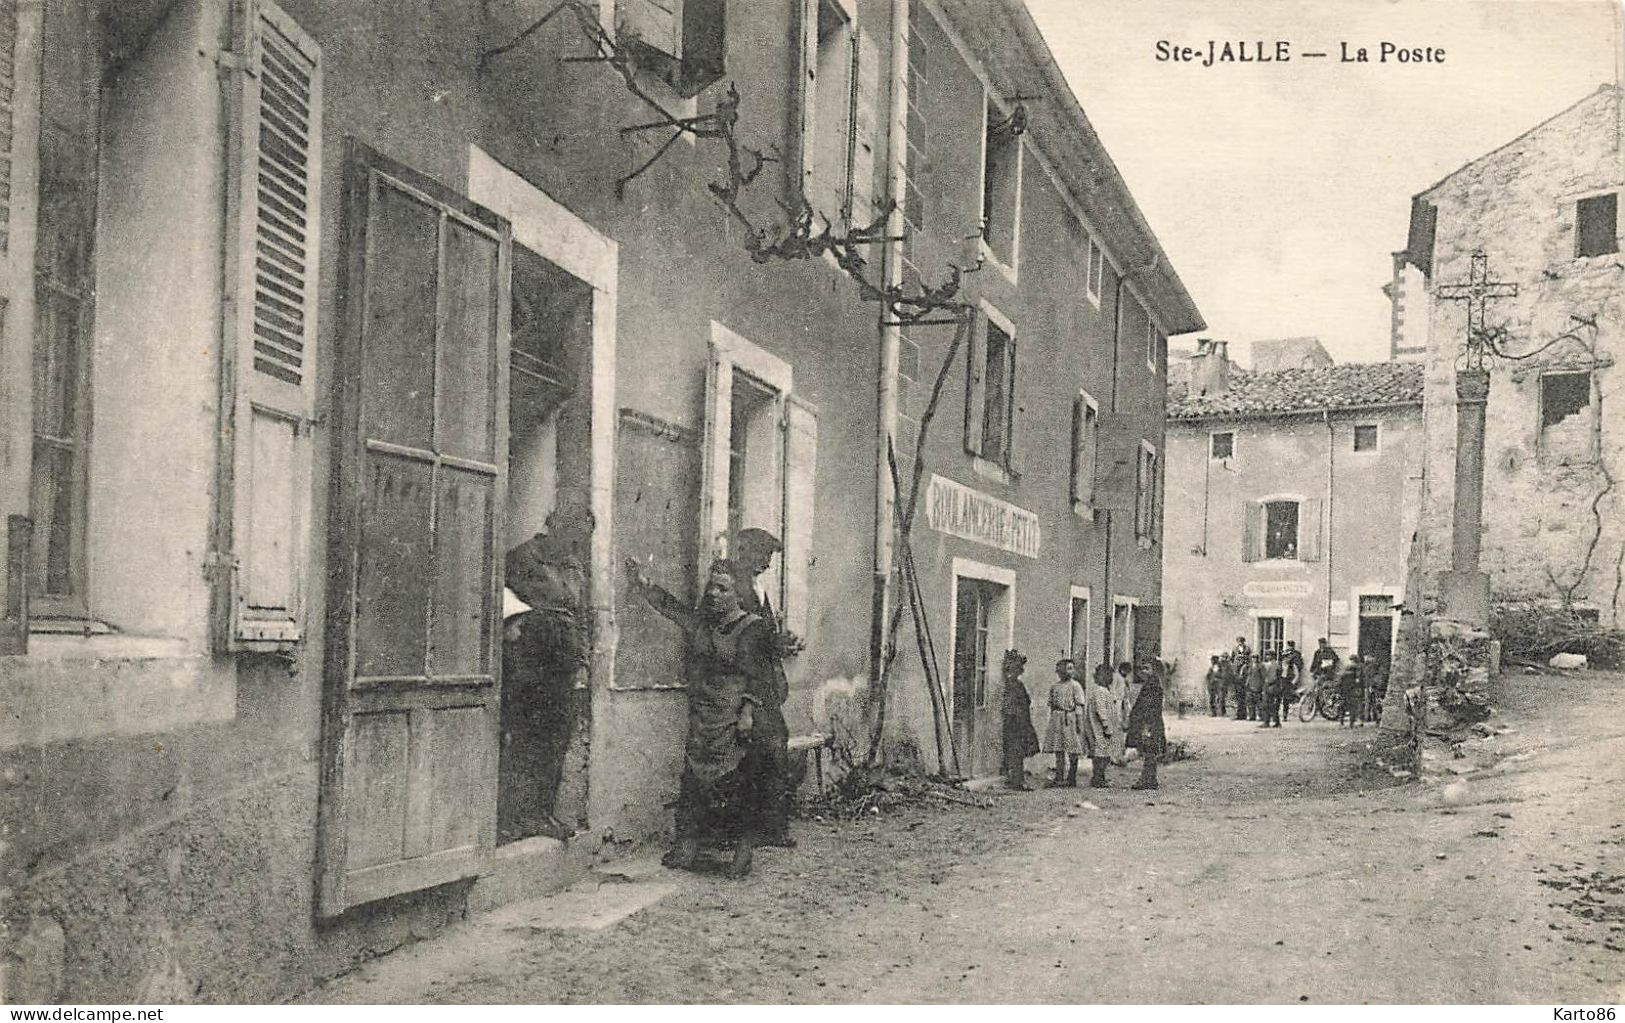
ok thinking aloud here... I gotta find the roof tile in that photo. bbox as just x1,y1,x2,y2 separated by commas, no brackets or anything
1168,362,1424,420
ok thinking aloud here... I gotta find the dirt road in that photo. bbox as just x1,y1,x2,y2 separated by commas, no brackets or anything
306,669,1625,1004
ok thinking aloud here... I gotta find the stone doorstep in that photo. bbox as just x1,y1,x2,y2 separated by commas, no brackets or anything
481,855,679,933
466,833,599,915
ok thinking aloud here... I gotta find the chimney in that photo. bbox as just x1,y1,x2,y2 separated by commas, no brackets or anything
1190,338,1230,396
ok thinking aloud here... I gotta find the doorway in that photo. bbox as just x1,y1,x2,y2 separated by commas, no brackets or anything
498,243,595,846
952,572,1010,778
1357,594,1395,678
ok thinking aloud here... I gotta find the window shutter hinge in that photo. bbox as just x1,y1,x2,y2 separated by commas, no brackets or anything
215,49,255,77
203,550,237,581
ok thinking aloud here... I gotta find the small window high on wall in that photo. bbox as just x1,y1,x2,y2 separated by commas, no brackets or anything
1576,193,1618,258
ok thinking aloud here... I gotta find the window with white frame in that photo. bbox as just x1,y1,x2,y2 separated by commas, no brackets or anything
702,326,819,639
801,0,875,233
1068,589,1090,668
980,98,1021,269
1134,441,1159,543
1070,391,1099,513
964,307,1018,471
1257,616,1285,658
1086,237,1104,306
20,0,322,644
1146,319,1164,374
1242,498,1322,563
616,0,726,98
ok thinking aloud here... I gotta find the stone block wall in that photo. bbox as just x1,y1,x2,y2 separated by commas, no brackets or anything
1416,86,1624,624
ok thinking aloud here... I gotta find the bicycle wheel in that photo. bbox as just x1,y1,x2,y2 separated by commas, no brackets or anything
1297,692,1317,723
1318,689,1344,721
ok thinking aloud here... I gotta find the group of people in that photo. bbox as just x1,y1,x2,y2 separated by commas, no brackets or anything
1202,636,1386,728
1002,655,1168,792
626,528,798,878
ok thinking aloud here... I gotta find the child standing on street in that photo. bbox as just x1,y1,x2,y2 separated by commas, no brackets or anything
1043,659,1087,786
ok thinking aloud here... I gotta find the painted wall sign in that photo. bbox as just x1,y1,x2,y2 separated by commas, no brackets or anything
1243,580,1313,599
925,474,1041,559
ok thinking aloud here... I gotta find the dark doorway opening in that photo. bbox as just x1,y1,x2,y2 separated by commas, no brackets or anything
499,245,594,846
1356,594,1395,681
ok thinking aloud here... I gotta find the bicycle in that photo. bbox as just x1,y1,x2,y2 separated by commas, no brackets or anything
1296,674,1344,722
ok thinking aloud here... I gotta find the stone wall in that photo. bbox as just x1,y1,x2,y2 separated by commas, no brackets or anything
1416,86,1625,624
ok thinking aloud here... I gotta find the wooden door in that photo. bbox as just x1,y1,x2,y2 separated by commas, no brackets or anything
319,143,511,915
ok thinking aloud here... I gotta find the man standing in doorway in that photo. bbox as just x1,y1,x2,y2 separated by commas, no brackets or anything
1281,640,1305,723
728,528,798,847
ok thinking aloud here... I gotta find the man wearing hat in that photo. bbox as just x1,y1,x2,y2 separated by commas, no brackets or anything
726,528,796,847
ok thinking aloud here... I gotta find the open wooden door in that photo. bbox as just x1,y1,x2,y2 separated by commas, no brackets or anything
319,143,511,916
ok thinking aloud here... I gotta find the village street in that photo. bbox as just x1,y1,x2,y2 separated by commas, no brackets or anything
305,669,1625,1005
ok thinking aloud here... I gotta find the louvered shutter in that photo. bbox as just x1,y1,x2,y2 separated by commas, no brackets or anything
781,397,818,643
223,0,322,650
1092,413,1143,512
963,313,986,455
1241,501,1262,563
1298,498,1323,562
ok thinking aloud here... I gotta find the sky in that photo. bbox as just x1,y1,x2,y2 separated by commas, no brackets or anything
1025,0,1622,367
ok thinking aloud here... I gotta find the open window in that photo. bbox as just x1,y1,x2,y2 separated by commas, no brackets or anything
1352,423,1379,453
1068,588,1090,668
1243,498,1322,562
700,325,819,642
979,97,1022,270
800,0,876,232
1070,391,1099,514
1134,441,1160,545
1576,193,1618,259
616,0,726,98
1210,431,1235,461
964,306,1018,472
1086,237,1104,307
1539,370,1597,463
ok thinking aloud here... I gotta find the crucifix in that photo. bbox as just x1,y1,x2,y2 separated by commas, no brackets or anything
1434,250,1518,369
1434,250,1517,627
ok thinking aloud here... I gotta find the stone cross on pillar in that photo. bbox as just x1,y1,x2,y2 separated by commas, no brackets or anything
1434,251,1518,626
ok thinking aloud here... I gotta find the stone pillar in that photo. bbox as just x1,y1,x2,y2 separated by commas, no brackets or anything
1439,369,1491,627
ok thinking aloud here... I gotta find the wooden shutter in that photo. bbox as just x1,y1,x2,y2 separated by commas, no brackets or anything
963,313,986,455
1069,397,1085,505
1133,604,1162,662
1298,498,1323,562
318,145,510,916
697,344,733,564
1004,338,1022,475
848,25,879,225
1092,413,1144,512
221,0,323,650
781,396,818,643
1241,501,1263,562
619,0,683,58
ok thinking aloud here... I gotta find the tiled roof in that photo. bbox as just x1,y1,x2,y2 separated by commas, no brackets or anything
1168,362,1425,420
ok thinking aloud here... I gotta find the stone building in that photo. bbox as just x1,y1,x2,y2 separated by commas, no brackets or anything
0,0,1198,1001
1394,85,1624,623
1161,343,1425,703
